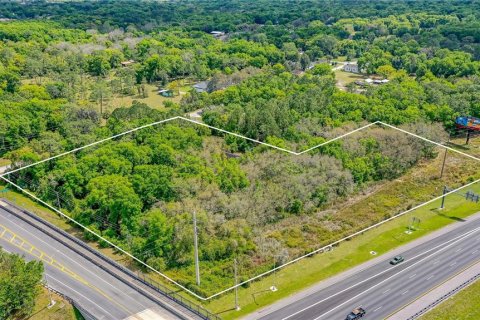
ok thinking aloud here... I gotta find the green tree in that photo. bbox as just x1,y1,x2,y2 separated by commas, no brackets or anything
84,175,142,234
0,250,44,320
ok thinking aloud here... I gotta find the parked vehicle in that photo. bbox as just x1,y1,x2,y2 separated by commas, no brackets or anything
390,255,405,265
345,307,366,320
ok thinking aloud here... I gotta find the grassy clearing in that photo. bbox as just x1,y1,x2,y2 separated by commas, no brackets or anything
334,69,364,89
29,287,81,320
420,278,480,320
449,133,480,159
0,158,10,166
109,83,187,111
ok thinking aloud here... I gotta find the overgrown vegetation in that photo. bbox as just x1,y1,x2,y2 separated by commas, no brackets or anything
1,0,480,297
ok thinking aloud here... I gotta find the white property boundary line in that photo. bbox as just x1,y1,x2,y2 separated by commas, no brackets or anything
1,116,480,301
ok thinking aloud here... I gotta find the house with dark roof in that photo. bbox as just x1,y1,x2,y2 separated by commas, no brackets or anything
193,81,209,93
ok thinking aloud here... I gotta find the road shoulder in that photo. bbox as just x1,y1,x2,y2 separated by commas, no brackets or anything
242,211,480,320
387,260,480,320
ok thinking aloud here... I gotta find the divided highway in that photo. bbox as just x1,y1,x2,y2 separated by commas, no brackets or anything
258,214,480,320
0,199,202,320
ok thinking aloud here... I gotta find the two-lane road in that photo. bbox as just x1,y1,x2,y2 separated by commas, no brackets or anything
258,215,480,320
0,202,185,320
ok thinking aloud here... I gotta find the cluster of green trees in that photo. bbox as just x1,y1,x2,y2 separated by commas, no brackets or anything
6,104,443,293
0,249,44,319
1,0,480,294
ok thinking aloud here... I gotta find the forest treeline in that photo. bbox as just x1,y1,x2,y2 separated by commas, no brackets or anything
1,0,480,294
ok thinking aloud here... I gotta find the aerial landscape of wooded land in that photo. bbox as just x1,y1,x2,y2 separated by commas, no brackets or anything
1,0,480,319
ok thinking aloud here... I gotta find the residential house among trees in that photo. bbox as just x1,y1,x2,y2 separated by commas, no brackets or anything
121,60,135,67
193,81,209,93
343,63,359,73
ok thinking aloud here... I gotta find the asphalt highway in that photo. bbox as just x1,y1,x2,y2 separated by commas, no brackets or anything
0,202,185,320
259,215,480,320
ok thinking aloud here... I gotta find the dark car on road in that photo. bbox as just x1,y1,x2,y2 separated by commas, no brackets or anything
346,307,366,320
390,255,405,265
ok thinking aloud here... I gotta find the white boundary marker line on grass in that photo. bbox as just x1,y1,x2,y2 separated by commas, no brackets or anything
2,116,480,300
2,174,480,301
2,117,480,178
378,121,480,163
1,116,181,177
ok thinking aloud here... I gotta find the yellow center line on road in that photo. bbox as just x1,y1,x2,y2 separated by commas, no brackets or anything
0,222,133,315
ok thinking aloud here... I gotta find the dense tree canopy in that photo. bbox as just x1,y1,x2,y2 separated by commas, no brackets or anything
1,0,480,294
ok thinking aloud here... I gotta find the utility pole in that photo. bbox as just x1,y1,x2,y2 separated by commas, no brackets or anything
56,191,61,209
440,148,448,179
234,258,240,311
441,185,447,209
45,276,55,308
466,130,472,145
193,211,200,286
270,256,278,292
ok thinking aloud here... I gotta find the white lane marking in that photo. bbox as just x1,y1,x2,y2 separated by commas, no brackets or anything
455,248,462,252
374,306,382,312
46,274,117,319
426,275,434,281
472,250,478,255
433,260,440,265
305,226,480,320
450,262,457,267
0,214,149,310
281,225,480,320
409,274,416,279
382,289,390,294
401,290,409,295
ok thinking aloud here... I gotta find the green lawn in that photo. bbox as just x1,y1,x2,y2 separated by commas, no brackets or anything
109,83,187,111
334,69,364,88
420,278,480,320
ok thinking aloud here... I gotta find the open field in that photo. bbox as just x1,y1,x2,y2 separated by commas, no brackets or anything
109,83,187,111
21,76,190,113
420,278,480,320
334,69,364,90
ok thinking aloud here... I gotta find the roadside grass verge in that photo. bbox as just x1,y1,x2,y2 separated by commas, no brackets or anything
2,178,479,319
420,276,480,320
204,189,480,319
1,137,480,317
29,287,81,320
